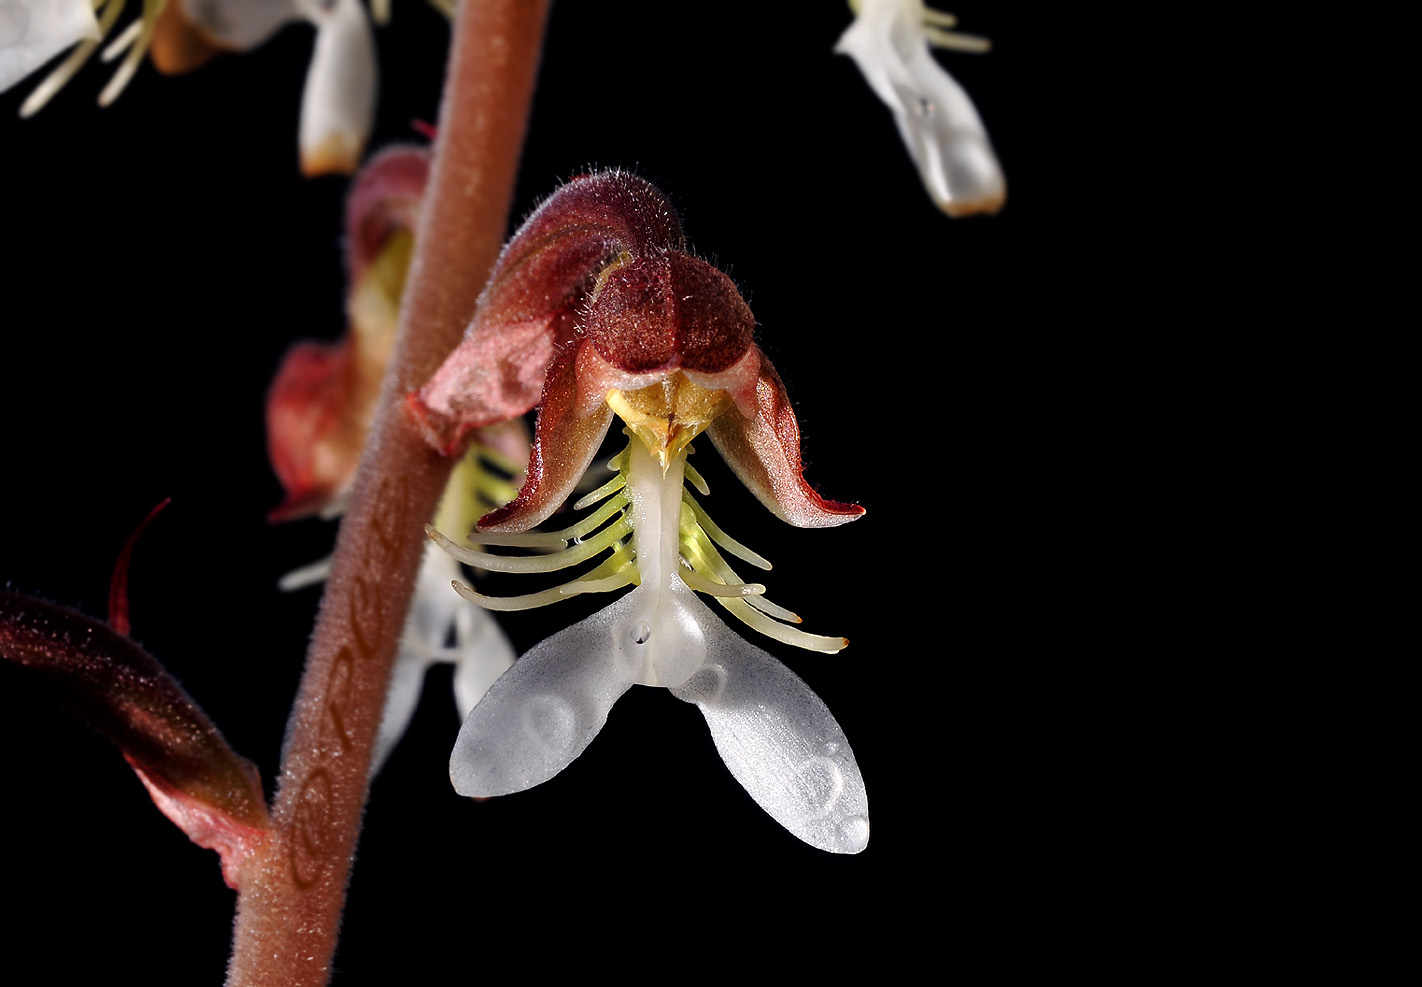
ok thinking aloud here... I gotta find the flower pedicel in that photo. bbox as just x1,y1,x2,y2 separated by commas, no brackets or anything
409,172,870,853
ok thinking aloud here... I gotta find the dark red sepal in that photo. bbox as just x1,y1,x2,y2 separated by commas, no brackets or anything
584,252,754,375
476,346,616,532
108,497,170,636
706,355,865,528
410,172,685,452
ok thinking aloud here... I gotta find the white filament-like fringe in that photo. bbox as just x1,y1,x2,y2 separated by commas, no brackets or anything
573,471,626,511
715,597,848,654
101,18,141,61
19,0,123,118
682,491,771,570
98,0,160,106
278,556,334,591
444,436,844,653
428,519,630,574
474,494,628,549
680,530,801,624
684,460,711,496
680,567,766,599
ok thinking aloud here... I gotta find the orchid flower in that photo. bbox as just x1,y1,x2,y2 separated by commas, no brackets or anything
836,0,1005,216
268,145,519,773
409,172,870,853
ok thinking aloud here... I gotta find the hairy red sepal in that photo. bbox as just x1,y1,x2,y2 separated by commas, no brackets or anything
707,356,865,528
476,347,616,532
0,592,269,888
584,252,754,374
409,172,686,452
416,171,861,531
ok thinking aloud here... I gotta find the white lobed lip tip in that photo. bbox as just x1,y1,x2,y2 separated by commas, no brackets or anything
838,815,871,854
836,0,1006,216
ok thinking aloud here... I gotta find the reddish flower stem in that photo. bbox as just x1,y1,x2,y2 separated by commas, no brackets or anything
225,2,550,983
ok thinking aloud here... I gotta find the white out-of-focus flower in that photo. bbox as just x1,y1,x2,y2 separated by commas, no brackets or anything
275,452,520,777
0,0,99,95
6,0,386,176
370,454,517,775
294,0,377,176
836,0,1006,216
178,0,378,175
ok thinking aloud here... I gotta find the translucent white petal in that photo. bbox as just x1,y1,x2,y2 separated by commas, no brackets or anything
449,589,517,719
836,0,1005,216
835,0,903,109
450,589,646,797
371,545,515,774
402,546,471,660
0,0,100,93
371,635,431,774
178,0,303,51
670,593,869,854
298,0,376,176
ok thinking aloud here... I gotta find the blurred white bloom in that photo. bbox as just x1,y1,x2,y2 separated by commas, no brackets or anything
296,0,377,176
374,443,521,773
372,542,515,774
180,0,377,175
836,0,1005,216
6,0,381,175
279,452,520,777
0,0,99,94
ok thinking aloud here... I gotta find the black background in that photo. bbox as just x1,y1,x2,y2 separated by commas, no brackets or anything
1,4,1116,982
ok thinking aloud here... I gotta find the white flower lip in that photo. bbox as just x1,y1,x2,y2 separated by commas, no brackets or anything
444,438,869,854
836,0,1006,216
449,581,869,854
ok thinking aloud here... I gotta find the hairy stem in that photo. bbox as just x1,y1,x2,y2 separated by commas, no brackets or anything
225,2,550,982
